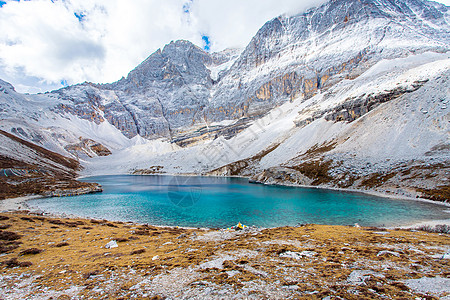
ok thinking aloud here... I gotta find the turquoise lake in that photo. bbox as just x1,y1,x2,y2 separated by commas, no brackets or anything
29,175,449,228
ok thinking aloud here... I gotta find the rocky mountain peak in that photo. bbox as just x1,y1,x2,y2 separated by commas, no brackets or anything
0,79,16,93
1,0,449,145
112,39,212,93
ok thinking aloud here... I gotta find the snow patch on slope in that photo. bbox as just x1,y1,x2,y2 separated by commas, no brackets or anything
83,51,450,176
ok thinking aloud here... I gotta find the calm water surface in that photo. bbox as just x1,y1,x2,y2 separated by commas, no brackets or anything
29,175,449,228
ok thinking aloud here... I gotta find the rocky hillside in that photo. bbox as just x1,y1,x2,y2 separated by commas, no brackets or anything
0,130,101,199
116,53,450,202
0,0,449,200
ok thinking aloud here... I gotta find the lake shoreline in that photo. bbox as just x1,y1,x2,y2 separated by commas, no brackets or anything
79,172,450,208
2,173,449,229
0,195,42,212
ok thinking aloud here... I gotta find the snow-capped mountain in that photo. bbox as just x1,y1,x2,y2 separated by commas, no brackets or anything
0,0,449,200
13,0,448,142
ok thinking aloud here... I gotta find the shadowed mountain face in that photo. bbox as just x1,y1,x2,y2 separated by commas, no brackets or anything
0,130,101,200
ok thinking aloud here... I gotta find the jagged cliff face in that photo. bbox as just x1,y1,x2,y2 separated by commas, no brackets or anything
18,0,447,142
50,40,214,139
209,0,449,120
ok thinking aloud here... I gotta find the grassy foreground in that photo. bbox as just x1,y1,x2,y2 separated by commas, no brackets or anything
0,212,449,299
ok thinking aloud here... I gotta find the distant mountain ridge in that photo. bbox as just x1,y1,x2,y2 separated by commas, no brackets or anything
23,0,449,141
0,0,449,201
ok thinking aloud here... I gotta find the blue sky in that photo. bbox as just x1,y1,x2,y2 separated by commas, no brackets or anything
0,0,449,93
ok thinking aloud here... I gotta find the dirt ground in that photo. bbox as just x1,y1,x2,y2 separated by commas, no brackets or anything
0,211,449,299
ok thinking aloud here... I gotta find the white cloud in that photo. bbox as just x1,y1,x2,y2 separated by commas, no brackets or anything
0,1,105,83
0,0,202,92
0,0,327,92
188,0,327,51
0,0,448,93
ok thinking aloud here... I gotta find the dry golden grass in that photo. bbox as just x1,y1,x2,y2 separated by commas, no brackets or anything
417,185,450,203
289,159,334,185
0,212,449,299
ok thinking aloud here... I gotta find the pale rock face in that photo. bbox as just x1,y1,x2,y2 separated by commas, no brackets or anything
208,0,449,120
5,0,445,141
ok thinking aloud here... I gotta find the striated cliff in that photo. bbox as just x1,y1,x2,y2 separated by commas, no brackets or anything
3,0,445,142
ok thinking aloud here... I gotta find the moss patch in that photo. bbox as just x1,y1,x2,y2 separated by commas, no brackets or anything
289,159,333,185
416,185,450,202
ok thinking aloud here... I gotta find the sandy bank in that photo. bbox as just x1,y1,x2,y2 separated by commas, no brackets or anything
0,195,43,212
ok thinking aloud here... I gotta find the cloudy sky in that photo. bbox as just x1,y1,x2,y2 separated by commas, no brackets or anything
0,0,449,93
